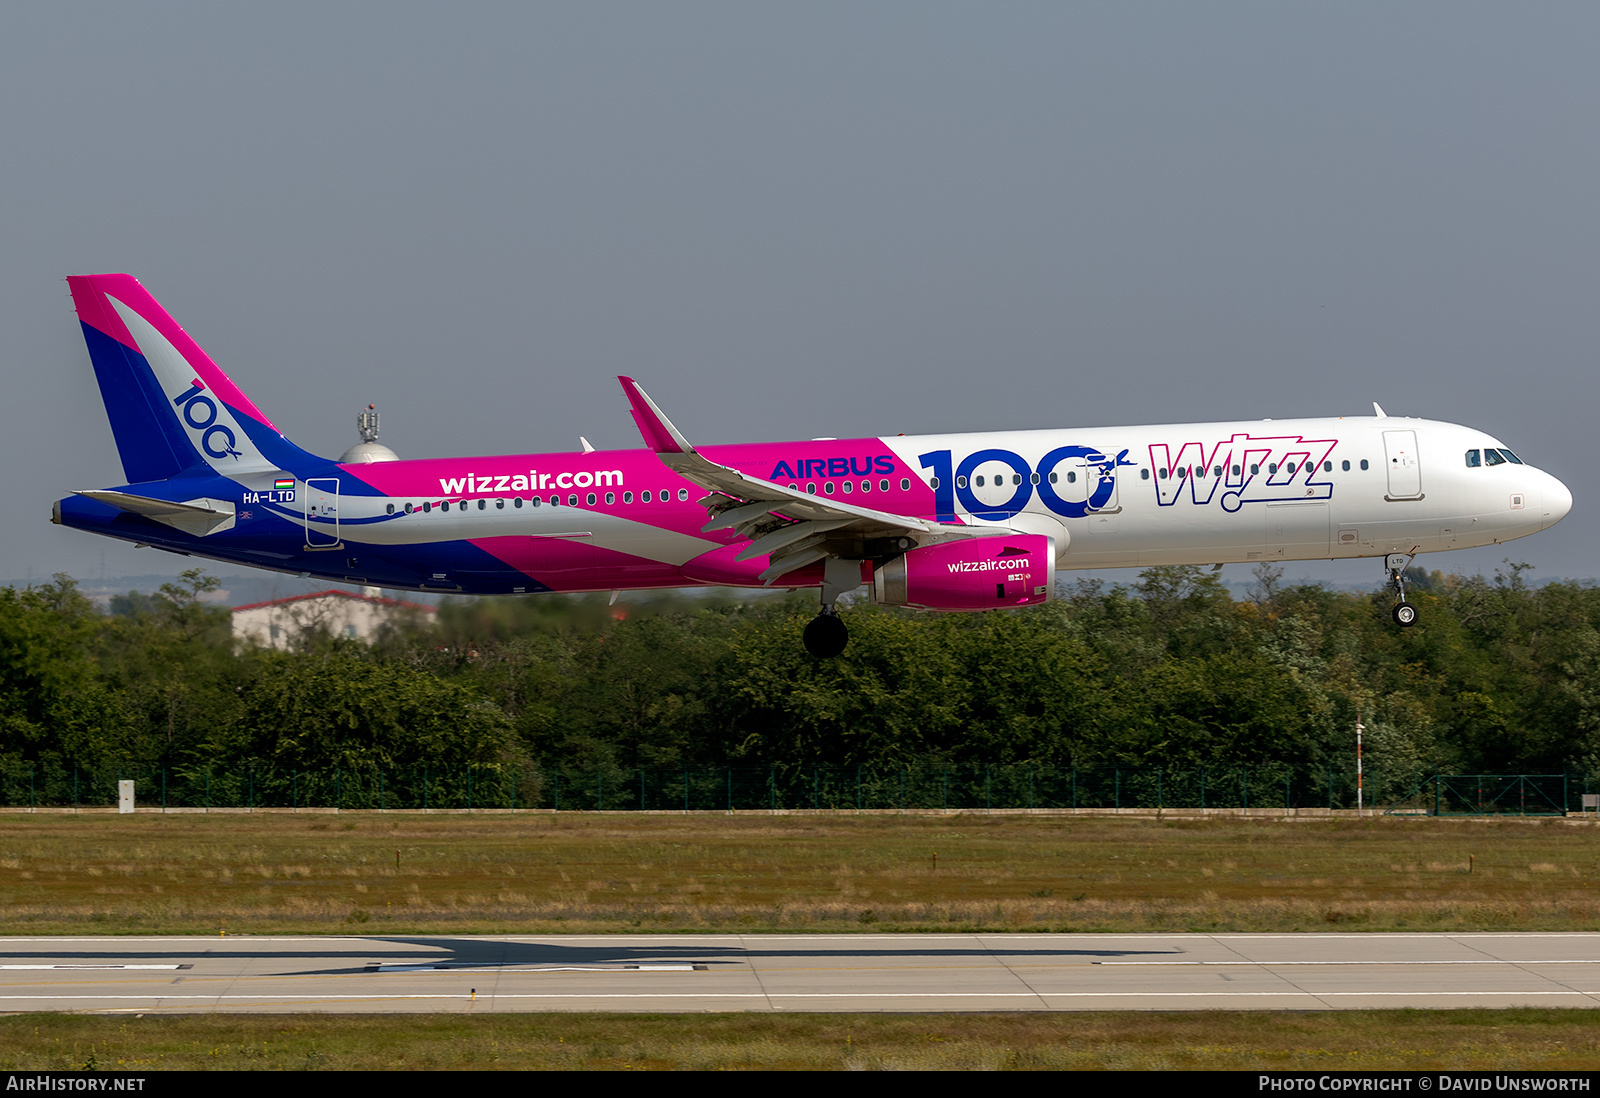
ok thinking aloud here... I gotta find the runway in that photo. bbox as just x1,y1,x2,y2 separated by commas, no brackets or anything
3,933,1600,1013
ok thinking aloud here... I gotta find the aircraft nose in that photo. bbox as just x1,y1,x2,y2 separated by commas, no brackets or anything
1543,473,1573,530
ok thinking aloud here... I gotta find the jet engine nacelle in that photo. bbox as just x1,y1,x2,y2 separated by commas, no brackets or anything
872,534,1056,611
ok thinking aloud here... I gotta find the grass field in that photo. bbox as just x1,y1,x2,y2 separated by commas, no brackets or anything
2,810,1598,934
2,1009,1598,1070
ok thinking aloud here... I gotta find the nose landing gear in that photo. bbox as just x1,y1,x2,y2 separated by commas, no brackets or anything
1385,550,1419,627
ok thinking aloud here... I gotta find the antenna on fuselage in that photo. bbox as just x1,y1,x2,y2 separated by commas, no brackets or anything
1372,402,1388,418
341,403,399,463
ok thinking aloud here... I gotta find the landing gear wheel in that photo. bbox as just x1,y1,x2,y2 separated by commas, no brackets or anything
803,612,849,658
1384,550,1420,629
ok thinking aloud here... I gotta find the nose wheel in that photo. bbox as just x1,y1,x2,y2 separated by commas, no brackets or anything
1385,550,1419,628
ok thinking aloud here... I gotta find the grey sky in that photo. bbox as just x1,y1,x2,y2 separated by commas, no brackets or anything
3,3,1595,589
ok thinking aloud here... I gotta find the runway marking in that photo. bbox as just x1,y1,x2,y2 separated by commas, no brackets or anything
0,965,191,971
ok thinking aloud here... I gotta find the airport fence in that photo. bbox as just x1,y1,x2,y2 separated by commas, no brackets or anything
0,761,1594,815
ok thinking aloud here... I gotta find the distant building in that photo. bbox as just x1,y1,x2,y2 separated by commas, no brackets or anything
231,588,435,649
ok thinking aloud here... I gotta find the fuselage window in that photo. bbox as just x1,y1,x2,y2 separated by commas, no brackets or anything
1484,449,1506,466
404,502,413,513
518,497,527,508
1159,468,1169,479
1323,461,1333,472
568,494,578,505
1268,463,1278,474
1066,471,1076,483
1011,474,1022,485
386,503,395,514
1341,460,1350,471
956,476,968,488
1178,467,1188,479
1360,459,1369,470
496,499,505,509
824,482,835,494
807,483,817,494
477,499,486,510
864,480,874,491
879,480,890,492
678,489,689,501
623,491,632,503
586,492,597,505
642,490,652,502
1030,472,1040,484
899,479,909,490
605,492,615,504
1286,463,1296,474
422,501,431,512
1141,468,1150,480
550,495,560,506
842,481,852,493
459,501,468,511
1050,472,1059,483
1466,449,1482,467
1195,466,1205,478
1232,465,1241,476
975,475,984,487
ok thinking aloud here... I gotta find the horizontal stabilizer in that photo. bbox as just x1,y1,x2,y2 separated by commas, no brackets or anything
74,490,236,537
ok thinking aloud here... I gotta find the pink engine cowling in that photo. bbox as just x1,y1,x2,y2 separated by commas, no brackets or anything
871,534,1055,611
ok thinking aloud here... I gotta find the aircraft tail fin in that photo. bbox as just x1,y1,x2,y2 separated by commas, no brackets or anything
67,274,311,483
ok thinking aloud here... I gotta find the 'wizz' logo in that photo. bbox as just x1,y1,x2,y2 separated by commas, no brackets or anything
1149,433,1337,512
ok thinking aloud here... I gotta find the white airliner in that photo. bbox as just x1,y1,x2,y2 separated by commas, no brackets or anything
56,274,1573,655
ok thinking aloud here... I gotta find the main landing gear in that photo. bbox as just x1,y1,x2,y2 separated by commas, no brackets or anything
1385,551,1419,627
803,610,849,658
803,557,863,658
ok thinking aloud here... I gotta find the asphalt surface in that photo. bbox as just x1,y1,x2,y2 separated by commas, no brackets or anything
3,933,1600,1013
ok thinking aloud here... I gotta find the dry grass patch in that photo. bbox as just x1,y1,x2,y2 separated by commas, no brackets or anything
0,812,1598,933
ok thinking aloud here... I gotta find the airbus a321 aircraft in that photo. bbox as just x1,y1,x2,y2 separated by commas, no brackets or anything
54,274,1572,656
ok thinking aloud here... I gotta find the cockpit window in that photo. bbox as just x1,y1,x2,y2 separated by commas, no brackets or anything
1484,449,1506,466
1465,449,1481,467
1500,448,1523,464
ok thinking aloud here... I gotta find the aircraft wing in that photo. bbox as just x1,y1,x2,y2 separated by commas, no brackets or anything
621,377,979,582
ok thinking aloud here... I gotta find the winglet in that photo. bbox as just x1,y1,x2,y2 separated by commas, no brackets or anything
618,376,695,455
